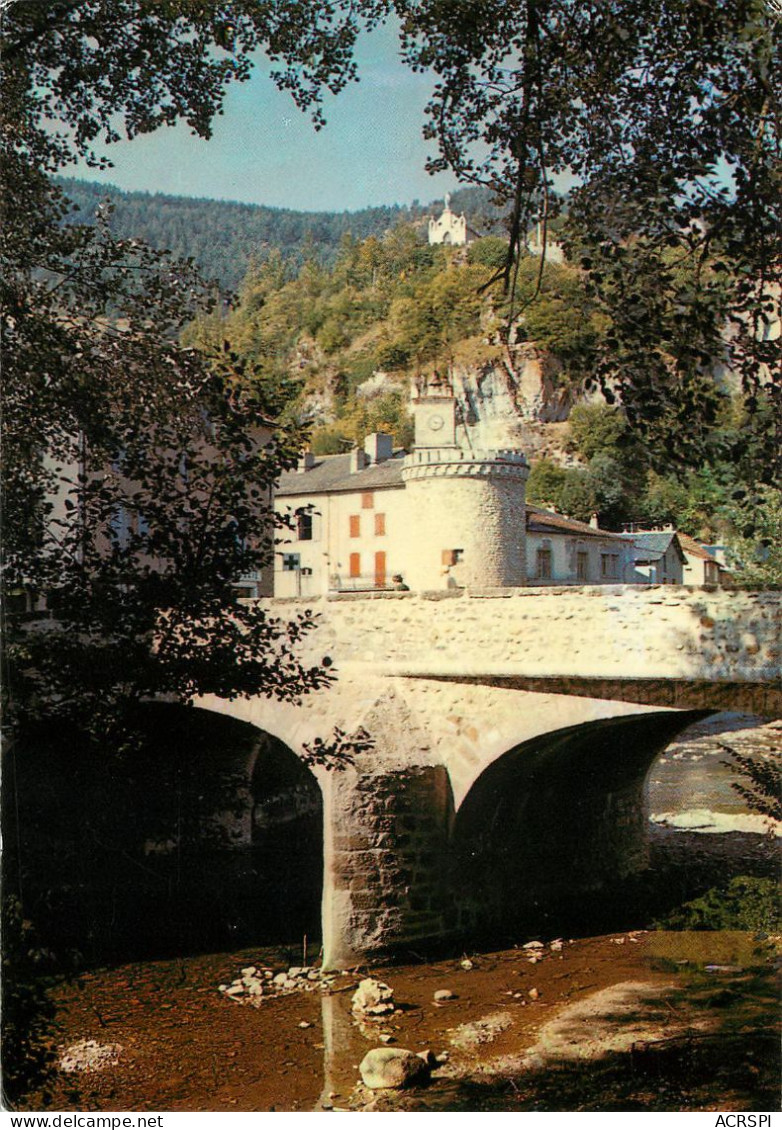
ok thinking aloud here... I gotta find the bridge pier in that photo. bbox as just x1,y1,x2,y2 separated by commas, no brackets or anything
319,711,707,965
321,763,455,970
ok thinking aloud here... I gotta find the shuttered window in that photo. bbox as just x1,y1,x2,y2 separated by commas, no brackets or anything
536,548,552,579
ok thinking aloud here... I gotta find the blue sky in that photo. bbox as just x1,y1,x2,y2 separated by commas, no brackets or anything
66,22,460,214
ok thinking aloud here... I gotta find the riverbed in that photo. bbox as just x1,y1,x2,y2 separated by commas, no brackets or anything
29,928,779,1113
18,711,782,1113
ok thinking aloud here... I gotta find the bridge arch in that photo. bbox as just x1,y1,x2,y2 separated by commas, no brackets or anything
5,701,326,960
138,701,325,952
450,710,708,938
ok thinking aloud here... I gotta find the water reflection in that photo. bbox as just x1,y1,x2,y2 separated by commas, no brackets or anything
316,983,420,1110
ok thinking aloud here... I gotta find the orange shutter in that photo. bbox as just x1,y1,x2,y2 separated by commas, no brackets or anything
349,552,361,578
375,551,386,588
375,512,386,536
362,492,374,509
349,514,360,538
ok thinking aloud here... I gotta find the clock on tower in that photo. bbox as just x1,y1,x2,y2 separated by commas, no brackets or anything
413,384,457,448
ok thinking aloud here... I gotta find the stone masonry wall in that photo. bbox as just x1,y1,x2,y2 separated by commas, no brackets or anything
402,471,527,591
273,586,781,689
323,765,455,967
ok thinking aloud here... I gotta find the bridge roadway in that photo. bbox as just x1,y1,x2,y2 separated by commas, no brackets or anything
196,586,781,967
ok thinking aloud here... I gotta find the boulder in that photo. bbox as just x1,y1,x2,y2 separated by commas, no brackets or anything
359,1048,431,1090
433,989,457,1002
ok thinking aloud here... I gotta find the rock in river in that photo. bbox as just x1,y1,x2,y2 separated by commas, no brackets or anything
352,977,395,1016
359,1048,431,1090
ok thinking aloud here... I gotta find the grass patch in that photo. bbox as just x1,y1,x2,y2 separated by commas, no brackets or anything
654,877,781,933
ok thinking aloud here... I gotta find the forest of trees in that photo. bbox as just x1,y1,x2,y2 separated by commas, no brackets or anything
59,178,509,291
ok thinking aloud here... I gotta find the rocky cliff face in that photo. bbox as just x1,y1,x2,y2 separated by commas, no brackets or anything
301,339,600,464
450,346,595,460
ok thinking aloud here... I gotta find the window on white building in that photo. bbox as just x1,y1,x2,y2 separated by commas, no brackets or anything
296,509,313,541
601,553,619,579
536,548,552,579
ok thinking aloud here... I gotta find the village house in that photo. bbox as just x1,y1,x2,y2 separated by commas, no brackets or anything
620,528,687,585
525,507,632,586
677,532,729,586
273,380,635,596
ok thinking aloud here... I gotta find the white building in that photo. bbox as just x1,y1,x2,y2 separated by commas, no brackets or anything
274,381,637,596
678,532,728,586
428,194,472,246
273,435,410,599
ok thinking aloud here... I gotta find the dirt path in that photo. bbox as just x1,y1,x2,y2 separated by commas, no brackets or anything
23,929,779,1113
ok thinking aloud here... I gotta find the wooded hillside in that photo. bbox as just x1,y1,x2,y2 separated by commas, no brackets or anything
183,222,778,567
58,178,508,291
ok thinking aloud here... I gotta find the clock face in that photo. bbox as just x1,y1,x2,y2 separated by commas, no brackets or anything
428,413,444,431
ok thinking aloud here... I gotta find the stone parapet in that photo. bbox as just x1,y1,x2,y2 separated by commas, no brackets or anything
262,586,782,689
401,446,529,483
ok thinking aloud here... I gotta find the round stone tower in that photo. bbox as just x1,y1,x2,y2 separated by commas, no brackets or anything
401,375,529,591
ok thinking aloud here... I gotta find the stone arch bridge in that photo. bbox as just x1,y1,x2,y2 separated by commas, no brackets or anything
195,586,781,969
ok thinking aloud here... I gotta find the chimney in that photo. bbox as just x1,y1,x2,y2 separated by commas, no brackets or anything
350,448,369,473
590,513,600,529
364,432,393,464
298,451,316,473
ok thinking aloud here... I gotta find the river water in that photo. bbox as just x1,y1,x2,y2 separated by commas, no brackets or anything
648,711,782,835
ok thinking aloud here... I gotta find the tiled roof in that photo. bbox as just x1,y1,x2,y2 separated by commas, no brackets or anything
526,506,626,540
278,461,628,546
277,451,406,497
677,532,716,562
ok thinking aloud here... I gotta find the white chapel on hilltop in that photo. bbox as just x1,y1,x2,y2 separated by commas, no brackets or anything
428,194,470,246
